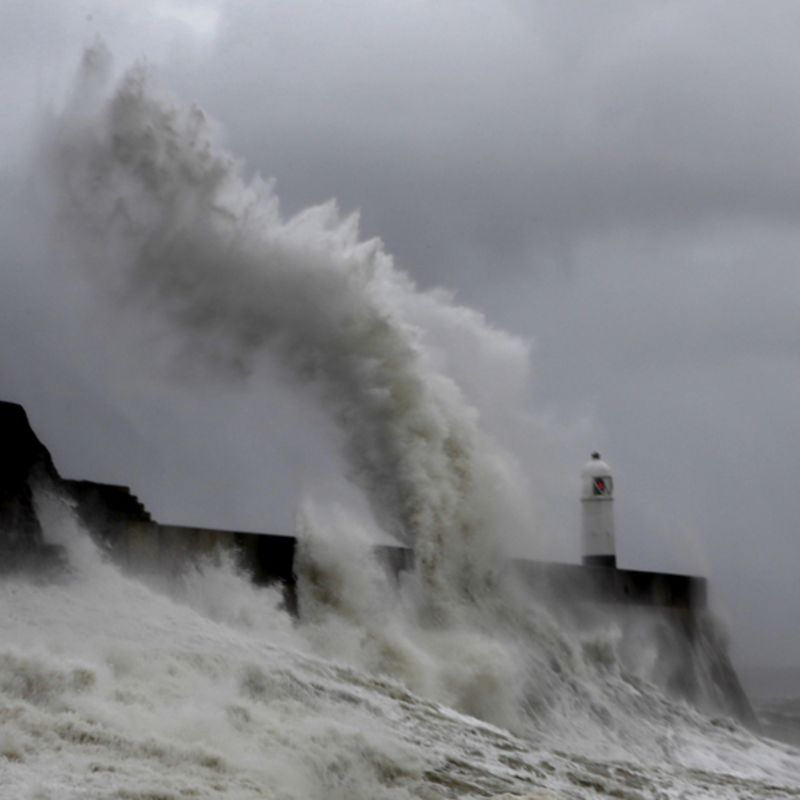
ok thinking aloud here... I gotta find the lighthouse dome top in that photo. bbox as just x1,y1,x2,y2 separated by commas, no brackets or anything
581,452,613,498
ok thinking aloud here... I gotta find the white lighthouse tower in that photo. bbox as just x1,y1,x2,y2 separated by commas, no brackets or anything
581,452,616,568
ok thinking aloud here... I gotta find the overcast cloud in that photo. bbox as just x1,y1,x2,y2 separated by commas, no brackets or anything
1,0,799,671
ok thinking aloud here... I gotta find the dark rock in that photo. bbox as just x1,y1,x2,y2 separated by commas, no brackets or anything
0,401,154,573
0,401,61,566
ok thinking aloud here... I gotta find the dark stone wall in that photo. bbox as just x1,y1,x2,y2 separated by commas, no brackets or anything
95,522,299,613
513,558,706,610
64,479,152,537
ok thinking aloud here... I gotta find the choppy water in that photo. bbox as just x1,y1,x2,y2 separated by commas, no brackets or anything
756,699,800,750
2,495,800,799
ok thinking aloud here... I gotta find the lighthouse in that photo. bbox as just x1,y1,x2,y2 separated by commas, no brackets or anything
581,452,616,568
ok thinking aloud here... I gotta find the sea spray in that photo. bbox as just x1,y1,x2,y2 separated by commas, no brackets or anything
38,46,702,727
294,501,527,730
43,47,608,737
44,44,521,616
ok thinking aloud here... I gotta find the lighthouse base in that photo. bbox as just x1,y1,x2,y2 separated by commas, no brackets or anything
582,554,617,569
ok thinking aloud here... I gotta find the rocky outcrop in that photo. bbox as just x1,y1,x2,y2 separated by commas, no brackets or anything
0,401,62,569
0,401,154,572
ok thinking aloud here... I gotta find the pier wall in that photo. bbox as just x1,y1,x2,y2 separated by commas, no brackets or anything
86,517,751,726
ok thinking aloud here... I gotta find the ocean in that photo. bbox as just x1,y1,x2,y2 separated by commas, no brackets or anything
758,699,800,750
1,492,800,799
5,43,800,798
745,669,800,750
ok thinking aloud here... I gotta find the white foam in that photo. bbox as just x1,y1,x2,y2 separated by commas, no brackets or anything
2,502,800,798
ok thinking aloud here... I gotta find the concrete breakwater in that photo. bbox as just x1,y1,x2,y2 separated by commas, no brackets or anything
0,399,755,726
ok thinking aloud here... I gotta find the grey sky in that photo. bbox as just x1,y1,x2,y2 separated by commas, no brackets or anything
2,0,799,670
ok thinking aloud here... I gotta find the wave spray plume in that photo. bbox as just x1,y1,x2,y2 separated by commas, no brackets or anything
46,44,527,613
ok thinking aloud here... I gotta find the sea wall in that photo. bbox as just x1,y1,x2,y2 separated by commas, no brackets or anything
85,517,752,726
78,514,708,624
